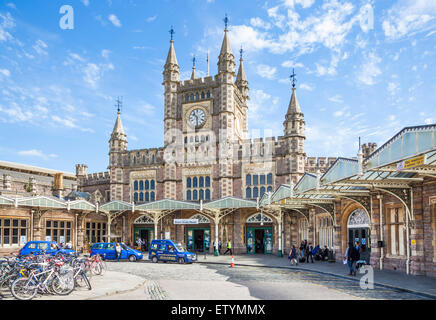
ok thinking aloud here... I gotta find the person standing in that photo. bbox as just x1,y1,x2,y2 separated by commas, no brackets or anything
289,245,298,266
115,243,122,262
223,240,232,255
136,238,142,251
306,243,314,263
218,240,222,254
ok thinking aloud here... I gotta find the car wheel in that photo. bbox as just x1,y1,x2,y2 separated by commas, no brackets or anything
152,256,158,263
129,255,137,262
178,257,185,264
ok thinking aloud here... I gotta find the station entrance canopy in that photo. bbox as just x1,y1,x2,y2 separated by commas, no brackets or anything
261,124,436,224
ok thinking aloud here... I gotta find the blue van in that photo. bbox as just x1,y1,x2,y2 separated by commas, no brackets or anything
19,241,76,256
90,242,143,262
148,239,196,264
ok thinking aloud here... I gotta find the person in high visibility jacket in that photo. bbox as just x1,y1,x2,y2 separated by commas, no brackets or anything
223,241,232,255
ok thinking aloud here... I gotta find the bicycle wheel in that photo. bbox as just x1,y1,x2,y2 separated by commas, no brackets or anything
90,263,102,276
99,259,107,274
81,271,92,290
11,278,38,301
52,274,75,296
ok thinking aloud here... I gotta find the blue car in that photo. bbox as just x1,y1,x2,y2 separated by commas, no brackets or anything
90,242,143,262
149,239,196,264
19,241,76,256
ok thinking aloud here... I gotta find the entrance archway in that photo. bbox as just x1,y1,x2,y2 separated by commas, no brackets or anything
186,213,211,253
133,215,154,252
246,213,274,254
347,208,370,248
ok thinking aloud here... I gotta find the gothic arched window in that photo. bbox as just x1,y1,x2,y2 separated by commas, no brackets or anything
246,187,251,199
267,173,273,185
205,176,210,187
199,177,204,188
260,174,265,185
139,180,144,190
253,175,259,185
193,177,198,188
185,95,189,102
260,187,266,197
246,174,251,186
139,192,144,202
151,192,155,201
199,189,204,200
145,180,149,190
187,177,191,188
253,187,259,198
193,190,198,200
145,192,149,202
205,189,211,200
134,181,138,191
134,192,138,202
267,186,273,193
206,91,210,98
201,91,205,99
187,190,191,201
151,180,155,189
195,92,199,100
190,93,194,101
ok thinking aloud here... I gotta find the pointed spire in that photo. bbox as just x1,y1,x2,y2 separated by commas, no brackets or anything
236,46,247,83
191,55,196,80
165,26,178,67
287,70,301,115
112,97,126,137
287,87,302,114
218,14,235,74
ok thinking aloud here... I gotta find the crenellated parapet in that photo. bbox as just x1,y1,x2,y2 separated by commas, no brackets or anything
305,157,336,173
81,171,110,186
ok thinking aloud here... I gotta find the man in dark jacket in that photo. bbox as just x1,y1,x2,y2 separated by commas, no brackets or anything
306,243,314,263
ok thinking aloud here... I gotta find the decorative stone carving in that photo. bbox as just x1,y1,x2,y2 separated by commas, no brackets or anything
134,215,154,224
246,213,273,223
347,209,370,228
189,213,210,224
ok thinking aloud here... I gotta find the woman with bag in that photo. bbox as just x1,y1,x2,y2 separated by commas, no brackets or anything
289,245,298,266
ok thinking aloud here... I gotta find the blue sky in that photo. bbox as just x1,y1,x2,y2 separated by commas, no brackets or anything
0,0,435,173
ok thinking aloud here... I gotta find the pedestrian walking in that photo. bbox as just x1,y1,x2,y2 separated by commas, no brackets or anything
306,243,314,263
223,241,232,255
218,240,222,254
288,245,298,266
345,242,360,275
115,243,122,262
136,238,142,251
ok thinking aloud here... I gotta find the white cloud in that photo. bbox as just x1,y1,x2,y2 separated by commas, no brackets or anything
299,83,314,91
101,49,111,59
383,0,436,39
81,0,90,6
250,17,271,30
6,3,16,9
83,63,101,88
33,40,48,55
0,69,11,77
328,94,343,103
256,64,277,79
281,60,304,68
357,51,381,85
108,14,122,27
146,16,157,23
18,149,57,160
0,12,15,42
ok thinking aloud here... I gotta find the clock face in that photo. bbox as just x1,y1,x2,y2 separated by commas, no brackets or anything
189,108,206,128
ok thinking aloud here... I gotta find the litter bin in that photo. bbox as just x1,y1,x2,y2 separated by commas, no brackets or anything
328,250,335,263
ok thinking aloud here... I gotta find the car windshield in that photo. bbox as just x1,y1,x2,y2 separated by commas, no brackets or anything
176,244,185,252
121,244,129,250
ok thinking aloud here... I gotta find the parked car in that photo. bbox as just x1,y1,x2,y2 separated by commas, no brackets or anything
148,239,196,264
89,242,143,262
19,241,76,256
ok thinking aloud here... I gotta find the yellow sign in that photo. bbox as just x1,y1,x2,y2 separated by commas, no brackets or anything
411,239,416,245
397,155,426,171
